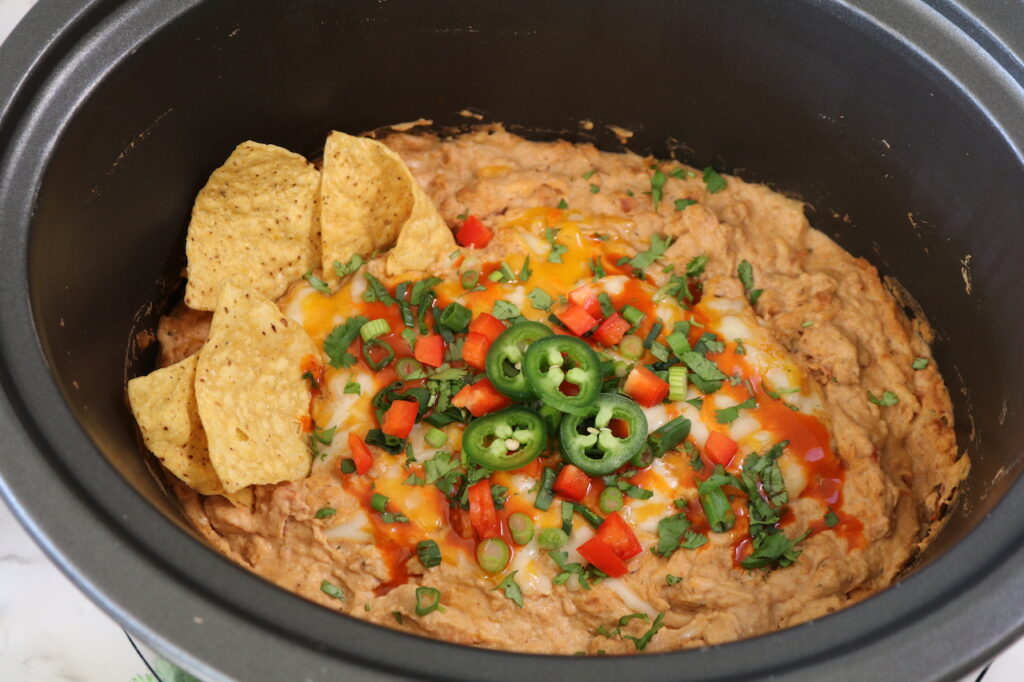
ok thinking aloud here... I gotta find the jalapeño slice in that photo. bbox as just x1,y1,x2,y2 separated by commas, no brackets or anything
560,393,648,475
462,407,548,470
486,321,554,400
523,336,602,415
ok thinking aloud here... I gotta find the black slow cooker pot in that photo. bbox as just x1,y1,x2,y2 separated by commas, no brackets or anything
1,1,1023,680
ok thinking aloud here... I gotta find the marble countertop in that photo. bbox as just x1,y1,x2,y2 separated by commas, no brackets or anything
1,1,1022,680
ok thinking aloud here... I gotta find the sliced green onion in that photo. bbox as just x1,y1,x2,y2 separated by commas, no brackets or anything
620,305,646,327
414,586,443,615
534,468,557,511
537,527,569,550
561,501,574,535
488,270,506,282
416,539,442,568
476,538,511,573
508,513,535,546
668,366,688,401
461,270,480,290
371,493,389,513
599,487,624,513
699,488,735,534
643,322,664,348
424,427,447,448
574,503,603,528
666,331,691,357
613,360,630,378
362,338,395,370
320,580,346,601
360,318,390,342
439,302,472,332
395,357,424,380
619,334,644,360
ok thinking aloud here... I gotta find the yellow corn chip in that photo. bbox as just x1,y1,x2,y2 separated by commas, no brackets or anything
127,354,224,495
319,131,454,283
195,283,318,493
185,141,321,311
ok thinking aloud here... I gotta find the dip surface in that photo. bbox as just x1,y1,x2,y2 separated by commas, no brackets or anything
155,127,967,654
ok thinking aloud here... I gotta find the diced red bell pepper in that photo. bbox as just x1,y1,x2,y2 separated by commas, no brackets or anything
705,431,738,466
623,365,669,407
468,312,506,343
596,511,643,560
468,480,500,538
555,303,598,337
414,334,445,367
553,464,591,502
569,285,603,318
461,332,491,370
347,432,373,475
593,313,631,347
381,399,418,439
451,378,511,417
455,215,493,248
577,536,628,578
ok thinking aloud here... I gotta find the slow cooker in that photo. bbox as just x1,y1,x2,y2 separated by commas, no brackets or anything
1,1,1023,680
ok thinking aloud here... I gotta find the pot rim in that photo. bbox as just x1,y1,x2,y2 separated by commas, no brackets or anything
1,1,1023,681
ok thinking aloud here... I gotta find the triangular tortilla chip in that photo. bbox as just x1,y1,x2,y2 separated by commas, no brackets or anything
195,283,318,493
127,354,224,495
319,131,454,283
185,141,321,311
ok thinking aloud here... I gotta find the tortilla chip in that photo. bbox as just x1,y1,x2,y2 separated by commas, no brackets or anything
127,354,223,495
185,141,321,311
195,283,318,493
319,131,454,283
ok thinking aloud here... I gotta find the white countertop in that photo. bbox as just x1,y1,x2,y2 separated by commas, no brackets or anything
0,1,1021,680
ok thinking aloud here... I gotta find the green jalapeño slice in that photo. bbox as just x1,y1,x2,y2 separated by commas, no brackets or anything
522,336,602,415
462,407,548,470
559,393,648,475
486,321,554,400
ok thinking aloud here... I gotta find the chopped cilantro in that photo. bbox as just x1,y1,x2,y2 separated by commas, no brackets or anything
674,198,697,211
702,166,727,193
868,390,899,406
650,169,667,208
333,254,363,278
625,612,665,651
315,507,336,519
583,168,596,180
519,256,532,282
912,357,929,370
492,300,522,320
344,379,361,395
323,316,369,368
589,183,600,194
686,254,709,278
557,198,569,210
544,227,569,263
304,271,332,294
653,513,692,557
681,351,726,382
825,510,840,527
625,233,674,272
528,288,553,311
737,260,763,305
589,256,606,279
492,571,524,608
714,397,757,424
